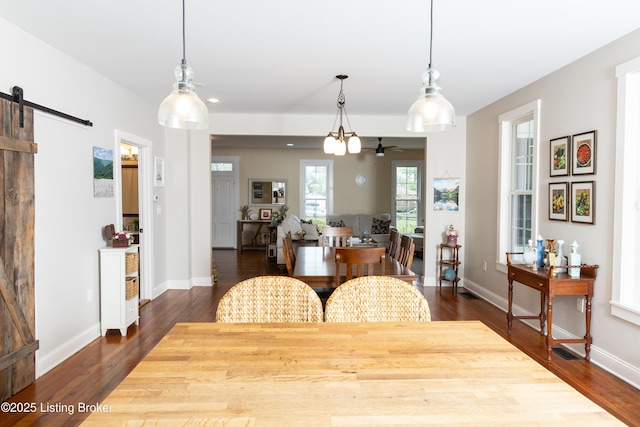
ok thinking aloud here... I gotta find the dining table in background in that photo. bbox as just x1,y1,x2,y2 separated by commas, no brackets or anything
293,246,415,288
81,321,621,426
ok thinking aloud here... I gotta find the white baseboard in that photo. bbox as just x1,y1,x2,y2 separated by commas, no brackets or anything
36,323,100,378
463,277,640,390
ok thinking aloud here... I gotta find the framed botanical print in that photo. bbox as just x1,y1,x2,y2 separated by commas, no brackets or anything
572,130,597,175
550,136,570,176
549,182,568,221
571,181,595,224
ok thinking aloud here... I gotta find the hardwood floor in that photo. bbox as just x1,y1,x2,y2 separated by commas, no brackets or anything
2,248,639,426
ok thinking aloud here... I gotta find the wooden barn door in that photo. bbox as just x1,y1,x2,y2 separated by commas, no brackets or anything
0,98,38,400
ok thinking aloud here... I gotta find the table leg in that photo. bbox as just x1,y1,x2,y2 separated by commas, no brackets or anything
539,292,546,335
585,295,593,361
546,295,553,361
507,279,514,335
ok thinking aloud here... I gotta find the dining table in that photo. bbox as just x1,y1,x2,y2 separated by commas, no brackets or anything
81,321,621,426
293,246,416,288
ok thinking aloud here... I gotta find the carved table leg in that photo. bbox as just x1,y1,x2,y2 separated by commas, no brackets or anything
585,295,592,361
507,279,514,335
546,295,553,361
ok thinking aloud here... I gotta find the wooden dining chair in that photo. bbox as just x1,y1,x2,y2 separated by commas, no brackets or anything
395,235,415,269
388,228,401,258
322,226,353,247
215,276,323,322
335,246,386,285
282,233,296,276
324,276,431,322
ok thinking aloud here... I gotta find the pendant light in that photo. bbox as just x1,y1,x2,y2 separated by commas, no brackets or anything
323,75,361,156
158,0,209,130
406,0,455,132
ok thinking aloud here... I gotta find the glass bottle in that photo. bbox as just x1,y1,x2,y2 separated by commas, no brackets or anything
555,240,567,273
535,236,545,267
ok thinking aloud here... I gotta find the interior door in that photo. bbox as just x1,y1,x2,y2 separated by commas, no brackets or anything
0,98,38,400
212,157,238,248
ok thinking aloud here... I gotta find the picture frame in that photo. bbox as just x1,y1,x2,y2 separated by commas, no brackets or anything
259,208,272,220
548,182,568,221
571,181,595,224
571,130,597,175
433,177,460,211
154,156,165,187
549,136,570,176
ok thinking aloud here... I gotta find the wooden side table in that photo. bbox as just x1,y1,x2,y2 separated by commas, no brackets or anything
438,244,461,290
237,220,270,251
506,253,598,361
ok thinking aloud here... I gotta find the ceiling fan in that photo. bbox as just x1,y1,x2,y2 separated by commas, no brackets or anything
366,138,398,157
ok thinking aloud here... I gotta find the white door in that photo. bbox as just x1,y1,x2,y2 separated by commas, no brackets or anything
212,156,239,248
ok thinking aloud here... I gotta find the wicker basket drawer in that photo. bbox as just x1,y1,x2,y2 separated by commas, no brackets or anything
125,252,139,275
125,276,139,300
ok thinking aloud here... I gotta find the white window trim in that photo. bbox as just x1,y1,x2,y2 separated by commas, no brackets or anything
611,57,640,326
299,159,334,217
391,160,424,229
496,100,541,274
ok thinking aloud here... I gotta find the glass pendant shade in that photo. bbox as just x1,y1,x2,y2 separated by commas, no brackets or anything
334,140,347,156
406,68,455,132
158,63,209,129
323,135,336,154
347,135,361,154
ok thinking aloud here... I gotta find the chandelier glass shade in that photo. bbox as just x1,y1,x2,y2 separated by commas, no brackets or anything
406,0,455,132
324,75,360,155
158,0,209,130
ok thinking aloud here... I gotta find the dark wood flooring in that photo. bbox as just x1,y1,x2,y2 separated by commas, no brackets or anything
2,249,639,426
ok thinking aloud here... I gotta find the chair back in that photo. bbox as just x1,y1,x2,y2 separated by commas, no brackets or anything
322,226,353,247
388,228,400,258
335,246,386,285
215,276,323,323
324,276,431,322
282,233,296,275
396,235,415,269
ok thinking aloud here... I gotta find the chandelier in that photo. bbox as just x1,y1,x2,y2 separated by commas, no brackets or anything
323,75,361,156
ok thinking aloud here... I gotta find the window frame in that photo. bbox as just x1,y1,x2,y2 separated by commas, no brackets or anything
496,100,541,273
299,159,334,226
611,57,640,326
391,160,424,233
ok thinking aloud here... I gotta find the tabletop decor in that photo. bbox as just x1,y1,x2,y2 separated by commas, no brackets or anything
445,224,459,246
239,205,251,220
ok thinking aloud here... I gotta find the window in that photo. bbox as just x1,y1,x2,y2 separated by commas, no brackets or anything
497,100,541,271
611,57,640,326
392,161,423,233
300,159,333,229
211,162,233,171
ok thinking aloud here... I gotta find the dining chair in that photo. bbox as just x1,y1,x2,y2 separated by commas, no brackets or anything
324,276,431,322
282,233,296,276
335,246,386,285
215,276,323,322
395,235,415,269
322,226,353,247
388,228,400,258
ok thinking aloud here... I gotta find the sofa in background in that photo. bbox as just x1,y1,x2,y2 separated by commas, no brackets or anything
276,215,320,264
326,213,392,247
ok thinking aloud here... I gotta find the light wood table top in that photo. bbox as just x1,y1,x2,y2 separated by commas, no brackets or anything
294,246,416,288
82,321,621,426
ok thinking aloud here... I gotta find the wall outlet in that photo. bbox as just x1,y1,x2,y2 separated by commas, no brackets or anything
483,261,487,272
577,297,585,313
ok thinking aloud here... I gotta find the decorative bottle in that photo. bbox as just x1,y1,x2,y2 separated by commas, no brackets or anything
535,235,545,267
555,240,567,273
568,241,581,278
523,239,537,269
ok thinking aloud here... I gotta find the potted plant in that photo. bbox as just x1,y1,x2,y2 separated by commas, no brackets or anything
239,205,251,220
445,224,459,246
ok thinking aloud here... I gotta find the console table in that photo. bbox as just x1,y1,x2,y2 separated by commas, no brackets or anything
237,220,270,251
506,253,598,361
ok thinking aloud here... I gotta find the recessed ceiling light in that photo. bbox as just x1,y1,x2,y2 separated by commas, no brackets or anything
207,97,220,104
286,143,294,147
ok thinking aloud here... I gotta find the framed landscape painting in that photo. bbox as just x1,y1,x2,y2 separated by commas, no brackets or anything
550,136,570,176
571,181,595,224
549,182,568,221
572,130,597,175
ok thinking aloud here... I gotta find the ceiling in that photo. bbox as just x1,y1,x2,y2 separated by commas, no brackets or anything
2,0,640,149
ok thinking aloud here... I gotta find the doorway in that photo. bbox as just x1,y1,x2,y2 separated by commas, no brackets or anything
115,130,154,301
212,156,239,248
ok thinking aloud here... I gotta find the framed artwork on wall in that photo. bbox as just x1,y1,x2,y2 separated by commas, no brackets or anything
571,181,595,224
549,136,570,176
154,156,165,187
572,130,597,175
259,208,272,220
549,182,568,221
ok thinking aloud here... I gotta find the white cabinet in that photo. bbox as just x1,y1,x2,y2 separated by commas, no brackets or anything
99,245,139,336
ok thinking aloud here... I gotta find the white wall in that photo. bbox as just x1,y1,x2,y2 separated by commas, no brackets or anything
465,28,640,388
0,17,163,376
